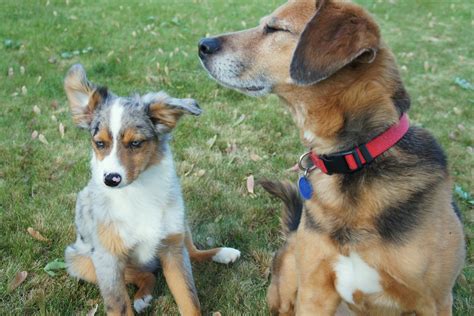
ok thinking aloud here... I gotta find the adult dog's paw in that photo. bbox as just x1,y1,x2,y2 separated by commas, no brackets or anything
133,294,153,313
212,247,241,264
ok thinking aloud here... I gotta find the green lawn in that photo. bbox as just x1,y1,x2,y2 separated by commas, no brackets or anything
0,0,472,314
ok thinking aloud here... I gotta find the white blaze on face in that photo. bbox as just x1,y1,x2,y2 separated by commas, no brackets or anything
92,101,127,187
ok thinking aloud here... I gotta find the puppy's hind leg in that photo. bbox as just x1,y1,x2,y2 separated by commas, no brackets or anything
159,233,201,316
124,266,156,314
185,226,240,264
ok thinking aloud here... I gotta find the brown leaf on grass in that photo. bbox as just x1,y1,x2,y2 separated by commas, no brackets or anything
247,175,255,194
59,123,65,138
225,142,237,154
38,134,49,144
27,227,49,242
31,130,39,140
250,153,262,161
51,100,59,110
8,271,28,291
86,304,98,316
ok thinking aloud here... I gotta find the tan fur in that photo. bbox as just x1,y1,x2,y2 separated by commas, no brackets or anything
119,128,161,182
97,223,128,257
184,227,221,262
159,233,201,316
148,102,185,130
92,127,112,160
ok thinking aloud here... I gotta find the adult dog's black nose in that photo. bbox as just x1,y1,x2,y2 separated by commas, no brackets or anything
104,173,122,187
199,37,221,56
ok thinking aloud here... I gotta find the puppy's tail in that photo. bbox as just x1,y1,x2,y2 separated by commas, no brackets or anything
260,179,303,236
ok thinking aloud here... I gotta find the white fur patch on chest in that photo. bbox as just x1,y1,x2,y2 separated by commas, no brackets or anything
333,252,382,304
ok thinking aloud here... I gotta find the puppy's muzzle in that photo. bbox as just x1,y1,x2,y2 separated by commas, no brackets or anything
104,173,122,187
198,37,221,58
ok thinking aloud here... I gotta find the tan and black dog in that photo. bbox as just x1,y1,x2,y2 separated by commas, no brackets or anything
199,0,465,314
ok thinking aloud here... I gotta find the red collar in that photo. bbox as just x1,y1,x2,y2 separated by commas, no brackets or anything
300,113,410,175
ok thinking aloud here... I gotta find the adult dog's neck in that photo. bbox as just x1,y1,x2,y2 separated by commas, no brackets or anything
276,47,410,155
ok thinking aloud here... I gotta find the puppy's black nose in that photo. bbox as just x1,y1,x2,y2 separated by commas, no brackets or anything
199,37,221,56
104,173,122,187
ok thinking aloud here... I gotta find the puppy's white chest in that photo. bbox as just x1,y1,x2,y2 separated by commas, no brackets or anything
333,252,382,304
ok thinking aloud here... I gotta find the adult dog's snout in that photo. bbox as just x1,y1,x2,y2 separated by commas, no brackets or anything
198,37,221,57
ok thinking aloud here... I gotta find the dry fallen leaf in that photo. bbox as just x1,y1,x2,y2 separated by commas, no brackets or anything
59,123,65,138
232,114,246,127
31,130,39,140
38,134,49,144
196,169,206,177
206,135,217,149
86,304,98,316
51,100,59,110
27,227,49,242
8,271,28,291
184,164,195,177
33,105,41,115
247,175,255,194
250,153,262,161
225,142,237,154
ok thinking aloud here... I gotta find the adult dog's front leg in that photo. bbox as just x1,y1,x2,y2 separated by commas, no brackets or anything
296,261,341,316
159,234,201,316
92,250,133,316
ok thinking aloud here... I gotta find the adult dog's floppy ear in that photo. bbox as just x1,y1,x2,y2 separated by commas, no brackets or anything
64,64,108,128
143,92,202,133
290,0,380,85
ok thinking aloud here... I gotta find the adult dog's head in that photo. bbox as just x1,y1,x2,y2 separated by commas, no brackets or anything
199,0,381,97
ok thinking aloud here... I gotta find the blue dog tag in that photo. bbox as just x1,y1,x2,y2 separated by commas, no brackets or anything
298,176,313,200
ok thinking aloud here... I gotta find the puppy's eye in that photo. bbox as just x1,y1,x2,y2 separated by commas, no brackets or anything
264,25,284,34
95,141,105,149
129,140,143,149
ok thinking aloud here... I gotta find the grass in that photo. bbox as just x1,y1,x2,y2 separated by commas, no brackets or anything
0,0,472,314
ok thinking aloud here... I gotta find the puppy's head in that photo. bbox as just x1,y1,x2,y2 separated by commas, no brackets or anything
199,0,380,96
64,64,201,188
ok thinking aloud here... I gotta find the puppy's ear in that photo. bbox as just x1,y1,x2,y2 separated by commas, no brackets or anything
64,64,107,128
290,0,380,85
144,92,202,133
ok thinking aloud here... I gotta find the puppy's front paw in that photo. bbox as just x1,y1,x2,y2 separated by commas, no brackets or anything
133,294,152,313
212,247,241,264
